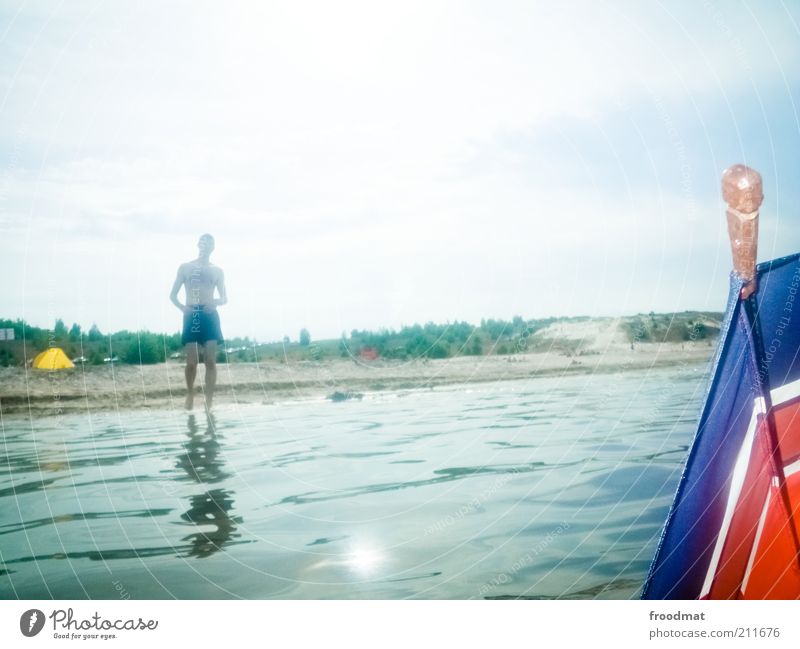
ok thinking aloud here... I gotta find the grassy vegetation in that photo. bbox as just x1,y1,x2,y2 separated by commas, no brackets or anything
618,312,721,344
0,311,722,367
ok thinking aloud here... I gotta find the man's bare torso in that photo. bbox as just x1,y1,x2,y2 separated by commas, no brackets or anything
178,260,224,307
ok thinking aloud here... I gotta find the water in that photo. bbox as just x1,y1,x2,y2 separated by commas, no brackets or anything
0,364,709,599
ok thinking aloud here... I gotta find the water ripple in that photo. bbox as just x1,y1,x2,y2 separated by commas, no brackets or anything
0,367,707,599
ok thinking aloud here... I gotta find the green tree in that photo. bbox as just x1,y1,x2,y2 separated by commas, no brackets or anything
480,318,508,341
68,323,82,341
299,328,311,346
88,324,103,341
54,318,68,339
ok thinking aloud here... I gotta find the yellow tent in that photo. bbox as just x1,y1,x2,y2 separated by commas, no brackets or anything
32,348,74,370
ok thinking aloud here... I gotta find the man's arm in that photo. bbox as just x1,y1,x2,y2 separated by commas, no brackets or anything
213,269,228,308
169,265,187,312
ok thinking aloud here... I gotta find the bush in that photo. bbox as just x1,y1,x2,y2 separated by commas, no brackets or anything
428,343,449,359
0,347,14,366
121,335,163,364
466,336,483,356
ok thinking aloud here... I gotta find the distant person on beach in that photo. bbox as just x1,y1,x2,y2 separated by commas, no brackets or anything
169,234,227,410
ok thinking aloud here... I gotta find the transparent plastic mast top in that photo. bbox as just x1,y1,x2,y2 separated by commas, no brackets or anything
722,164,763,299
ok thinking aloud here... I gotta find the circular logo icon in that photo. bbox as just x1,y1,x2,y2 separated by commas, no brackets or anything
20,609,45,637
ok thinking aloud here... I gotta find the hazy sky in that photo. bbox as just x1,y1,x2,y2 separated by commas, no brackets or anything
1,1,798,342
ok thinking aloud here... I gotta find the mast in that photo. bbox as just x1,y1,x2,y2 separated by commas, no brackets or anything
722,163,800,572
721,164,762,299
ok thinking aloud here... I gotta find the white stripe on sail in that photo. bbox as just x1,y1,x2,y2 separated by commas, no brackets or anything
699,397,765,598
783,458,800,477
771,378,800,407
741,477,775,596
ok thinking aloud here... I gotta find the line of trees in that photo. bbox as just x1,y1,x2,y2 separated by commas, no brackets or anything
0,311,722,368
0,318,307,367
0,318,182,366
346,316,559,360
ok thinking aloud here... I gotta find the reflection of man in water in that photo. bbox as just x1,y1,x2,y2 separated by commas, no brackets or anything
181,489,240,559
169,234,228,410
177,414,241,559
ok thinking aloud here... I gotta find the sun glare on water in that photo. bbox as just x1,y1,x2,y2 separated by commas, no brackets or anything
345,543,385,576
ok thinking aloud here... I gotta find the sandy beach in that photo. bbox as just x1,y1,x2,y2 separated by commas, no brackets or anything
0,340,714,417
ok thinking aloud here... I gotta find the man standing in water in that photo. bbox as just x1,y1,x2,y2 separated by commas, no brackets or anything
169,234,227,410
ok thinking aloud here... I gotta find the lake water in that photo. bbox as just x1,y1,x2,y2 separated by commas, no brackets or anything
0,363,710,599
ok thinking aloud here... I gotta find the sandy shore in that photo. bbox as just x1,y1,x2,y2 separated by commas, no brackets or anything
0,341,714,417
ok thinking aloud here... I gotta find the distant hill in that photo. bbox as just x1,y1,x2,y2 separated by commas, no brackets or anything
528,312,722,355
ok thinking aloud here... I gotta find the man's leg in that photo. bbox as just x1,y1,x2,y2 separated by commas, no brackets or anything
203,341,218,410
185,343,199,410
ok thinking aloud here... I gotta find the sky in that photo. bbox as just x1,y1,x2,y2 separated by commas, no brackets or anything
0,0,798,342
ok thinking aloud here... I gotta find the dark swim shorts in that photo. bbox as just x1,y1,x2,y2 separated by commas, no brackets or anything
181,306,224,345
